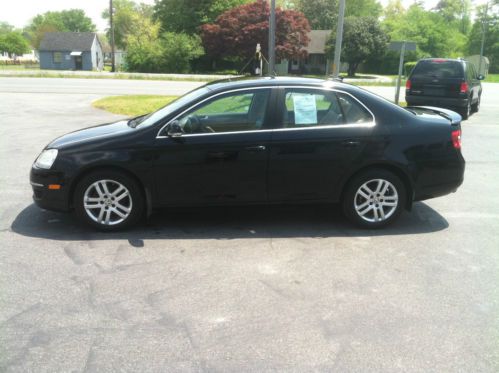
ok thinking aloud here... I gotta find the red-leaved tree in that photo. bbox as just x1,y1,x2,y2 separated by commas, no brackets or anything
200,0,310,61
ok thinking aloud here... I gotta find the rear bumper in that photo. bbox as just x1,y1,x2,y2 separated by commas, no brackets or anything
30,167,71,212
406,94,468,109
414,155,465,201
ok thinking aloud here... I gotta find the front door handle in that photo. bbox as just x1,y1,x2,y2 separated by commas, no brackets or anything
245,145,266,152
341,140,360,148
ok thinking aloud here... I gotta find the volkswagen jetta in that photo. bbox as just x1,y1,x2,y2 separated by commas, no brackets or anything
30,77,465,230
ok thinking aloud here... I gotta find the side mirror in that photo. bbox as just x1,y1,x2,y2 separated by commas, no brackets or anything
167,120,183,137
477,74,485,80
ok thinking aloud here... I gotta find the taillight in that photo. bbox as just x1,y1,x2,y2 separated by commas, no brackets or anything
460,82,468,93
451,129,461,149
405,79,411,90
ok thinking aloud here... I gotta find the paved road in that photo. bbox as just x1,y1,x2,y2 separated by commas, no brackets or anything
1,78,498,372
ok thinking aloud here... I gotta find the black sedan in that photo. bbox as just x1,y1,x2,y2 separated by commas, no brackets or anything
30,77,465,230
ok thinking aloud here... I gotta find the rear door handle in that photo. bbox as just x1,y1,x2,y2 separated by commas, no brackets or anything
341,140,360,148
245,145,266,152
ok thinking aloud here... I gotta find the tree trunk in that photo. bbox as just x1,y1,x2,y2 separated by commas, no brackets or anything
347,62,358,77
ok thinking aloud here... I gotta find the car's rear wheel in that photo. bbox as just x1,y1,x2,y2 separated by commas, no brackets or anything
460,99,471,120
342,169,406,228
74,170,144,231
471,95,480,113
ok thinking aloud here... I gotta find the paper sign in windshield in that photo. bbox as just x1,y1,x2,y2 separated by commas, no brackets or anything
293,94,317,125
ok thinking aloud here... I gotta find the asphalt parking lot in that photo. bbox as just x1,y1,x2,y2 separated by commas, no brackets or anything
1,77,498,372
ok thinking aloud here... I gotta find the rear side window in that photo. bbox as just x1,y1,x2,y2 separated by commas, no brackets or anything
283,89,373,128
411,60,464,79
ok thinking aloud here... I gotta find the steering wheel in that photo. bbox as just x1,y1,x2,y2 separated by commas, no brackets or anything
184,115,215,133
183,115,200,134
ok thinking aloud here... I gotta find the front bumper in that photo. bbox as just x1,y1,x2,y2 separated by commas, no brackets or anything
30,167,71,212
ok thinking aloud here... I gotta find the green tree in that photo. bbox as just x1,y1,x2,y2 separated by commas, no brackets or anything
434,0,471,34
326,16,388,76
125,16,204,73
383,3,466,58
0,21,14,34
153,0,251,34
25,9,96,48
102,0,154,49
0,31,31,56
467,3,499,73
297,0,381,29
160,32,204,72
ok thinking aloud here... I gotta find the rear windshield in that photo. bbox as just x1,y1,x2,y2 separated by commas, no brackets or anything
411,60,463,79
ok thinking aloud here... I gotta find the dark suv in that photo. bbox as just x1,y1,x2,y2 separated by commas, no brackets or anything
405,58,483,119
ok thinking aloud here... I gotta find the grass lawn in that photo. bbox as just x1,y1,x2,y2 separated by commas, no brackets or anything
0,64,39,70
92,95,178,116
484,74,499,82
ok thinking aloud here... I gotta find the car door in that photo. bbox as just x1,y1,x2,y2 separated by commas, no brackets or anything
268,87,375,202
153,88,274,206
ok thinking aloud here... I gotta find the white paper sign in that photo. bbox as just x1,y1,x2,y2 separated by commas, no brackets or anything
293,94,317,125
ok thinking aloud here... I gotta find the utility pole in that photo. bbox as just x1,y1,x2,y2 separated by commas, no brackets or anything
110,0,116,73
332,0,346,78
268,0,276,76
478,1,489,77
394,41,406,105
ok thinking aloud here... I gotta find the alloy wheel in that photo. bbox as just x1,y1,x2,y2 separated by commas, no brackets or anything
354,179,399,223
83,180,133,225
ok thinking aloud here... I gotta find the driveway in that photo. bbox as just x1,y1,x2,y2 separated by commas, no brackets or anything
1,78,498,372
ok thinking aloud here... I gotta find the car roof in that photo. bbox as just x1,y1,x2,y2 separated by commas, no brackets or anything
204,76,354,92
417,58,466,64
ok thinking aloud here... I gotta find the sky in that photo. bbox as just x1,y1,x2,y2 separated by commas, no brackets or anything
0,0,490,32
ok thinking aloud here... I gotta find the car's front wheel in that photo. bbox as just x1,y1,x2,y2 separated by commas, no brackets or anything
342,169,406,228
74,170,144,231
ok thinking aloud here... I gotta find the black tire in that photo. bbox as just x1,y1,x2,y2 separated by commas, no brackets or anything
74,170,144,231
342,169,406,229
471,95,480,113
460,99,471,120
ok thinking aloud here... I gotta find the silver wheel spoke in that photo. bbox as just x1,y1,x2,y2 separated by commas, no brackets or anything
100,181,111,196
94,183,104,197
111,185,125,197
115,191,129,202
111,207,127,219
355,200,370,212
354,178,399,223
378,206,385,220
84,202,101,209
115,202,130,213
380,181,389,196
358,185,372,199
97,207,105,223
83,179,133,226
358,204,373,216
104,209,111,224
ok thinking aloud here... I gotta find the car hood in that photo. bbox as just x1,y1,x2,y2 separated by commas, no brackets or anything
47,120,133,149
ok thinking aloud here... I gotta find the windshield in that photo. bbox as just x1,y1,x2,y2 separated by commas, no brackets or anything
132,85,211,128
411,60,463,79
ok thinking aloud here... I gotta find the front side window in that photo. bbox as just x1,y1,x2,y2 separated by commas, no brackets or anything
283,89,372,128
175,89,270,134
53,52,62,63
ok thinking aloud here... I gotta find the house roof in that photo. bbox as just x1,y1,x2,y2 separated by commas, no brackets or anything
39,32,98,52
303,30,331,54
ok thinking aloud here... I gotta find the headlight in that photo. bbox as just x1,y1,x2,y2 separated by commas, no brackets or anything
34,149,58,169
